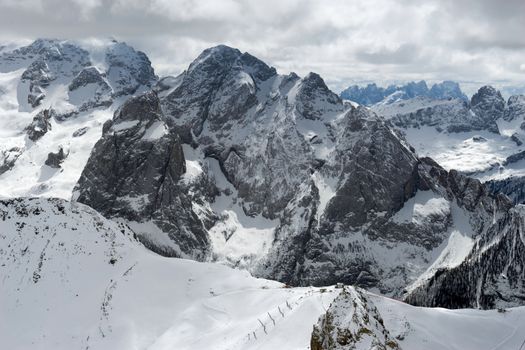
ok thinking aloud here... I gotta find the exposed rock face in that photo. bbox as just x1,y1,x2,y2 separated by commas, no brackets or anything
161,45,275,138
14,39,91,109
25,109,52,141
105,41,157,97
322,109,417,228
160,45,315,218
470,85,505,131
375,97,499,133
486,176,525,205
372,85,513,134
511,133,523,146
295,72,343,120
74,92,212,259
503,94,525,122
0,147,22,175
72,126,89,138
45,146,68,168
402,160,525,309
341,83,387,105
311,287,400,350
405,206,525,309
68,66,112,111
259,152,510,294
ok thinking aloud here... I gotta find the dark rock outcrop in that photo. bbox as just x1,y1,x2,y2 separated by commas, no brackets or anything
68,66,112,111
25,109,52,141
503,95,525,122
470,85,505,132
295,72,343,120
72,127,89,138
45,146,68,168
486,176,525,205
74,91,211,259
403,161,525,309
105,41,157,97
0,147,22,175
405,204,525,309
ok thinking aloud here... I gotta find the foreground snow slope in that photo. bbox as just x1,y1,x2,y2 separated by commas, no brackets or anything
2,197,525,350
0,197,337,350
374,294,525,350
314,286,525,350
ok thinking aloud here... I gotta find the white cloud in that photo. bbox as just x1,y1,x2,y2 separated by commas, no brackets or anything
0,0,523,94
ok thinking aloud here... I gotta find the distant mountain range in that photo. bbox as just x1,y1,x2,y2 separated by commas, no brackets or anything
340,80,468,106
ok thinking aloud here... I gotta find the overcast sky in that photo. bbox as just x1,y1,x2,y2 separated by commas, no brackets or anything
0,0,524,95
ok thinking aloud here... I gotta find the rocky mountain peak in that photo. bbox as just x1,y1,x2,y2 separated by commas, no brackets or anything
341,80,467,106
9,39,78,61
113,90,163,126
470,85,505,128
404,80,429,97
185,45,277,85
162,45,281,137
74,90,213,259
294,72,344,120
471,85,504,107
311,287,400,350
238,52,276,81
429,80,467,101
503,94,525,122
1,38,156,112
187,45,242,74
68,66,106,91
105,41,157,97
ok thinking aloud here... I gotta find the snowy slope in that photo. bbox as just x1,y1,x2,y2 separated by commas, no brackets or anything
371,88,525,185
402,126,520,174
0,197,337,350
371,292,525,350
2,197,525,350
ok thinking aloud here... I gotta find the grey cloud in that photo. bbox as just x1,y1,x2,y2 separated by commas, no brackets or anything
355,44,420,65
0,0,523,92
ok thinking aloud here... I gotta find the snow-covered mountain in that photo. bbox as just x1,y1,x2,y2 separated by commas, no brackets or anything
68,45,525,305
340,80,467,106
3,38,525,349
373,86,506,134
0,38,157,199
371,85,525,203
2,197,524,350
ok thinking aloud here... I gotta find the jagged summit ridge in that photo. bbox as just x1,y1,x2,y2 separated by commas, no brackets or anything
340,80,468,106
